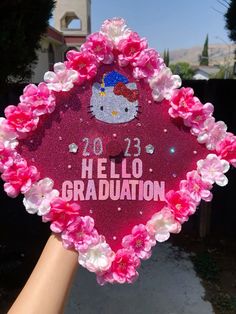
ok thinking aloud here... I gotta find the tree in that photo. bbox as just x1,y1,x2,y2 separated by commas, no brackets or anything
212,65,234,79
163,50,167,64
199,34,209,66
225,0,236,42
163,49,170,66
169,62,195,80
166,49,170,67
0,0,55,90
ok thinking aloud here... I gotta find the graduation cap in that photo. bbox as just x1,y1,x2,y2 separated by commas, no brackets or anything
100,71,129,96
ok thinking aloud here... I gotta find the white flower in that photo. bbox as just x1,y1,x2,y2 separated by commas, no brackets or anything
149,67,181,102
197,154,230,186
78,236,115,272
23,178,59,215
44,62,79,92
146,207,181,242
100,17,131,46
0,118,18,148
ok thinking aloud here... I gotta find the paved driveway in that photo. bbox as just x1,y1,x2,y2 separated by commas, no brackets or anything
65,243,214,314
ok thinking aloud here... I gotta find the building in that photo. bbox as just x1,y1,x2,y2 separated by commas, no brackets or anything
32,0,91,83
193,66,221,80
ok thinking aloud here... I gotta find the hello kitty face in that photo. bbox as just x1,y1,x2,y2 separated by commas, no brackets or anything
89,72,140,124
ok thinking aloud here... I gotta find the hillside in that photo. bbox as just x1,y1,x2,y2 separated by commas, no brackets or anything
168,43,234,66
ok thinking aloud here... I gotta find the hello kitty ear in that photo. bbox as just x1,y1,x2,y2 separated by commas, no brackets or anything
127,82,137,90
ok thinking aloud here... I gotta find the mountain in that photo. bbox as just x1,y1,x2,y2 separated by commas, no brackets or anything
167,43,234,66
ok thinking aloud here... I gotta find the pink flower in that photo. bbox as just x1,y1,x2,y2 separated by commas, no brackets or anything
133,48,164,79
191,116,214,136
20,83,56,116
122,224,156,260
180,170,213,203
1,158,39,198
42,197,80,233
66,50,98,84
81,32,114,64
0,143,17,172
196,117,227,150
146,207,181,242
97,248,140,285
117,32,148,67
149,67,182,102
23,178,59,215
0,118,18,149
197,154,230,186
216,133,236,167
100,18,131,46
78,236,115,273
185,102,214,130
44,62,79,92
169,87,202,119
5,104,39,136
165,190,197,223
61,216,100,252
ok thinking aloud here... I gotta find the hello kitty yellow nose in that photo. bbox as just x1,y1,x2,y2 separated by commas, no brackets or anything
111,110,118,116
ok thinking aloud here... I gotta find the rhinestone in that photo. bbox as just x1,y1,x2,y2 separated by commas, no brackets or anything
68,165,72,169
170,147,175,154
164,129,168,133
193,150,197,154
113,236,117,240
69,143,78,153
149,168,153,173
59,136,62,141
89,209,93,214
145,144,155,154
139,211,143,215
172,173,177,178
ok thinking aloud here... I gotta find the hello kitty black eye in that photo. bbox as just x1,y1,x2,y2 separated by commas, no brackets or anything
125,108,129,112
100,106,104,111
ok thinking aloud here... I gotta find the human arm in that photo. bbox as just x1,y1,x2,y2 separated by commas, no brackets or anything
8,233,78,314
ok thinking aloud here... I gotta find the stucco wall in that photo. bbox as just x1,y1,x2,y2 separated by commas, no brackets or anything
31,38,65,83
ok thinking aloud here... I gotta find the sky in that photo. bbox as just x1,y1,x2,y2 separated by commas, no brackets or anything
91,0,232,53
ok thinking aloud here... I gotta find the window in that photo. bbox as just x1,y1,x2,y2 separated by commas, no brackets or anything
67,18,81,30
61,13,82,31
